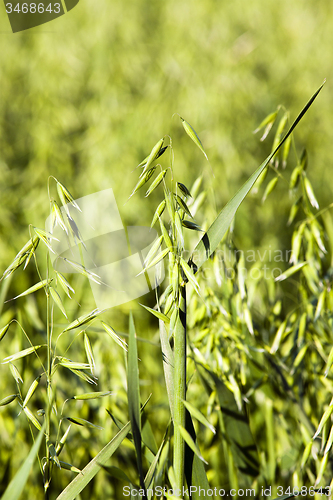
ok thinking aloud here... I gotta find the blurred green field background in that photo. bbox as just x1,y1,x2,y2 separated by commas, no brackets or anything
0,0,332,268
0,0,333,498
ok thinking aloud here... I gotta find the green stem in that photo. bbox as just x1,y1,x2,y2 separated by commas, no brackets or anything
173,285,186,494
45,253,51,499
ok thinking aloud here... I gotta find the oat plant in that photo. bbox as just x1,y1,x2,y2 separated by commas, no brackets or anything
125,81,324,497
0,178,121,499
0,81,324,500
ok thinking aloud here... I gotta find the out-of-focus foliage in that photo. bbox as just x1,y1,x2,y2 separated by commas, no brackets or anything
0,0,332,270
1,0,333,498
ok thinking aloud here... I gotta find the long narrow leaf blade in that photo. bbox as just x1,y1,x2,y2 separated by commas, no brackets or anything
56,420,131,500
144,438,165,489
183,411,211,499
178,425,208,464
191,82,325,269
2,423,45,500
127,312,145,490
183,400,216,434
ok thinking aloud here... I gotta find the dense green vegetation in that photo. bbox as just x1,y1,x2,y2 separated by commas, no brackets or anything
1,1,333,499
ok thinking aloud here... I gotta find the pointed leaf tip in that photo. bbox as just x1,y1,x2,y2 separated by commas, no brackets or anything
191,83,324,270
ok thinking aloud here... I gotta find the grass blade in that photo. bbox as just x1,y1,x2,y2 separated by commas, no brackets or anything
1,423,45,500
191,82,325,269
56,420,131,500
183,410,211,500
128,312,145,491
182,400,215,434
178,425,208,464
144,438,164,489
